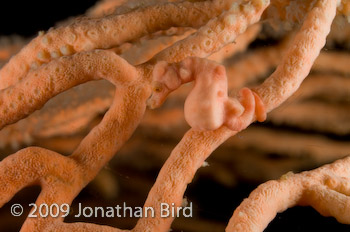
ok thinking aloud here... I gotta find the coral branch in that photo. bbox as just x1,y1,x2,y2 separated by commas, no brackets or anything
208,24,261,62
0,0,226,89
227,156,350,231
70,84,150,182
0,0,348,231
154,0,270,62
255,0,337,112
86,0,128,17
0,50,138,129
134,128,236,231
225,1,339,230
0,147,80,207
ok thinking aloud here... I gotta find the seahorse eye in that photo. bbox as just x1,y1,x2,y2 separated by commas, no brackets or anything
152,82,163,93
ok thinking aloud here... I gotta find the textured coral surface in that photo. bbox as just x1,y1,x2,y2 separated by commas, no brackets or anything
0,0,350,231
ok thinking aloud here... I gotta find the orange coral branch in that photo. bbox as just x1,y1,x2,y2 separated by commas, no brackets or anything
0,0,348,232
154,0,269,62
0,50,138,129
255,0,336,112
134,128,237,231
0,0,226,89
227,156,350,231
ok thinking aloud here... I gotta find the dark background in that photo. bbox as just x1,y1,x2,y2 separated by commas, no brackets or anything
0,0,97,36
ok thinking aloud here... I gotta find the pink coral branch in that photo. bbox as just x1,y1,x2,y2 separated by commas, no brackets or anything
227,156,350,231
134,128,237,231
0,50,138,129
0,0,226,89
0,0,348,232
154,0,269,62
254,0,336,112
142,0,339,231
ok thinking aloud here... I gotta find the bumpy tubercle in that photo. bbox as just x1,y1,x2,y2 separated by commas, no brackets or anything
149,57,267,131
